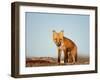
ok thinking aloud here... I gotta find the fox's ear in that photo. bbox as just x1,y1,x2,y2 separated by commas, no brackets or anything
59,30,64,37
53,30,57,39
53,30,56,33
60,30,64,34
61,30,64,33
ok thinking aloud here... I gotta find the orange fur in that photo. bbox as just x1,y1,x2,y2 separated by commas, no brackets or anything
53,30,77,64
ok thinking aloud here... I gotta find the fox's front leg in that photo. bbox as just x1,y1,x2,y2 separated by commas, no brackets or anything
58,49,61,64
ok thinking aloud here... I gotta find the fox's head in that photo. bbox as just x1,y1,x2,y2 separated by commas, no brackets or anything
53,30,64,47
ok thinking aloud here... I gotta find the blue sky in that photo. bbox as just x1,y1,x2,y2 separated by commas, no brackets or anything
25,12,89,58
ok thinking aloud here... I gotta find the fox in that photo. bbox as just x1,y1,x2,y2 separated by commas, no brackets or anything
53,30,77,64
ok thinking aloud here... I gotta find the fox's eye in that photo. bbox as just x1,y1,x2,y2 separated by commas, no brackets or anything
55,39,57,41
60,39,62,41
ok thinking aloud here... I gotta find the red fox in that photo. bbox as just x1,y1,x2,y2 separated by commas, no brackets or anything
53,30,77,64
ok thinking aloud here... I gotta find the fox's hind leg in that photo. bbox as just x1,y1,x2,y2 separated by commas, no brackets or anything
71,47,77,64
72,54,75,64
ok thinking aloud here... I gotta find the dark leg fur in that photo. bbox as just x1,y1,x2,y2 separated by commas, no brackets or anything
64,50,68,64
58,49,61,64
75,53,77,62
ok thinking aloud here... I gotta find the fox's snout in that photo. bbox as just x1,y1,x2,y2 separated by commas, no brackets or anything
55,41,61,47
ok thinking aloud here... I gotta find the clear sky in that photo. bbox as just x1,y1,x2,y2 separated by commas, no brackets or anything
25,12,89,58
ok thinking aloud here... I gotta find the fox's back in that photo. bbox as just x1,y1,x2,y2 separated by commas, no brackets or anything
63,37,76,50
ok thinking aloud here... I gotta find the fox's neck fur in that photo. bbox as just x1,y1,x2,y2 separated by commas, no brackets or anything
58,36,75,51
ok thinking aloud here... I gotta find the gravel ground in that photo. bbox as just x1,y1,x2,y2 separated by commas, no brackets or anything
26,56,89,67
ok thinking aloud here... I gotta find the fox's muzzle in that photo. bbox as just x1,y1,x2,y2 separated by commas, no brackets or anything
56,42,61,47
